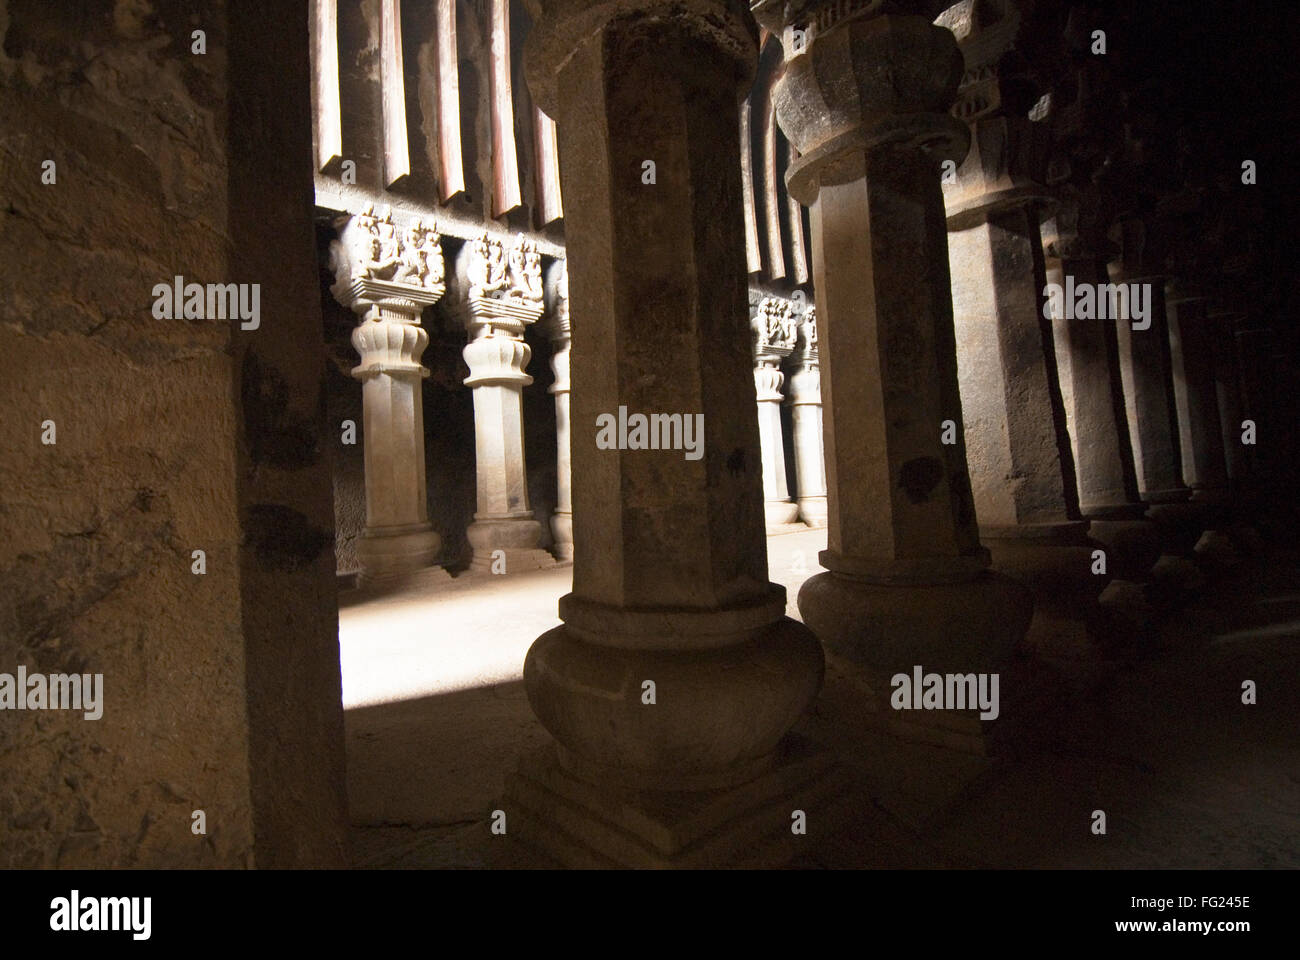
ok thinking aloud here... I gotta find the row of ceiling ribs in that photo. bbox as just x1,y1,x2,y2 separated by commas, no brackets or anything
310,2,807,286
310,0,562,227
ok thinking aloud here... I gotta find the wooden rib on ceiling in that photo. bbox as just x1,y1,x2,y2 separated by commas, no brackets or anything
311,0,342,172
534,106,563,225
435,0,466,200
739,97,762,275
489,0,523,216
761,97,786,281
380,0,410,186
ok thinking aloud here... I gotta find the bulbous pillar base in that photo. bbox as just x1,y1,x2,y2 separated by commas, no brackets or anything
1086,519,1162,580
765,498,802,531
355,523,446,587
798,495,829,528
1145,500,1209,555
798,570,1043,757
982,522,1108,661
523,612,824,793
549,511,574,563
798,570,1032,677
466,515,555,572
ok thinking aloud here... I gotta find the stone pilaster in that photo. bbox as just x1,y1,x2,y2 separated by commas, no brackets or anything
506,0,827,867
546,259,574,563
941,3,1105,661
752,296,801,530
452,232,555,572
329,206,448,586
787,305,828,528
759,0,1032,753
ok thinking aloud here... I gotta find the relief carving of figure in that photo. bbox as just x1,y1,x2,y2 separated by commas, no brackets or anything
356,206,401,281
418,224,445,288
469,233,509,299
802,306,818,349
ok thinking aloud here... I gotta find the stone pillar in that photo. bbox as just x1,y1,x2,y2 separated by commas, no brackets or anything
752,296,801,530
787,306,828,528
546,259,574,562
1209,309,1249,485
1109,217,1202,591
329,206,448,585
453,233,555,572
1110,221,1189,506
942,37,1105,660
507,0,825,867
1164,279,1236,564
1166,281,1230,499
1046,201,1160,584
762,0,1032,752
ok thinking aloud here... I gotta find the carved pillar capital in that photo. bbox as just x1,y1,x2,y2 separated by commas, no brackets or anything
329,205,445,381
329,204,446,323
752,296,797,400
524,0,757,117
546,260,571,397
762,3,969,204
454,232,547,339
786,306,821,404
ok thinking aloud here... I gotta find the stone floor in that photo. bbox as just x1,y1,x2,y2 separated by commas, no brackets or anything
341,529,1300,869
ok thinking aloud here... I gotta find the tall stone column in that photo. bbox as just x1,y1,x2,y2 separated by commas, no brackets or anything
1045,199,1160,584
787,306,828,528
1209,309,1249,485
752,296,801,530
329,206,448,585
941,9,1104,660
1166,280,1230,501
546,259,574,562
1109,216,1202,591
507,0,825,867
452,233,555,572
759,0,1032,752
1110,219,1189,506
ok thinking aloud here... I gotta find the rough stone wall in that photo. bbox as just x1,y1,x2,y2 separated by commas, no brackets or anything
0,0,348,867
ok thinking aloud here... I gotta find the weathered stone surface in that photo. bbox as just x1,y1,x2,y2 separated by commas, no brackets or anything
0,0,347,867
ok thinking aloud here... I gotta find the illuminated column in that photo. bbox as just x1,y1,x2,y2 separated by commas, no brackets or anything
453,233,555,572
941,3,1105,659
787,306,827,528
1046,196,1161,585
508,0,825,867
1166,279,1229,501
752,297,800,529
329,207,448,585
759,0,1031,750
1109,214,1203,591
547,260,574,562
